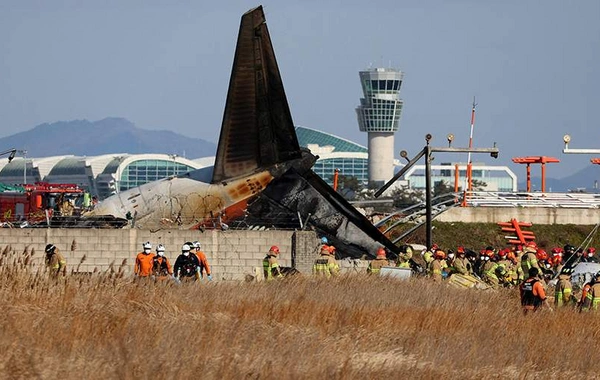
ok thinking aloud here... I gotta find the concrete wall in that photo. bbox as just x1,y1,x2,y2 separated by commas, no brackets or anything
0,229,329,281
437,207,600,225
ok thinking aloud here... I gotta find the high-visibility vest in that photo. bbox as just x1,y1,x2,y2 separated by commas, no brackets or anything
554,277,572,307
591,283,600,310
483,262,499,280
263,255,282,281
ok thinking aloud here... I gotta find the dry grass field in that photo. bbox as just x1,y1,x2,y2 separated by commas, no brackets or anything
1,247,598,379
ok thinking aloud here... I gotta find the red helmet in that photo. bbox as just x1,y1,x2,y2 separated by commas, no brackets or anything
269,246,280,254
498,248,508,258
376,247,386,258
535,249,548,261
588,247,596,255
431,244,439,251
549,255,562,266
526,241,537,249
435,250,446,260
457,246,465,254
551,247,563,255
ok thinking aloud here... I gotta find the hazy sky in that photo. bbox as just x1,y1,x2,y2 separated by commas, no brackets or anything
1,0,598,179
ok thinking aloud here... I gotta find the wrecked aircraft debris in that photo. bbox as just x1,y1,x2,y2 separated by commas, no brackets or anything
85,5,400,258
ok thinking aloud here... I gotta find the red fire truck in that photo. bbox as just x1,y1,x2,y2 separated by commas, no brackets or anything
0,182,86,225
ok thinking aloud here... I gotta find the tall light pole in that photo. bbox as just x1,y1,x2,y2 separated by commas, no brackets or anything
376,133,499,248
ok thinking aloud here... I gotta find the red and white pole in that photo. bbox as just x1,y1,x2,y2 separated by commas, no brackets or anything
462,98,476,206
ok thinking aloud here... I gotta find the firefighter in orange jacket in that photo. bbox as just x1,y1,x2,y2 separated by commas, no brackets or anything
520,267,552,314
192,241,212,280
135,241,156,277
152,244,173,279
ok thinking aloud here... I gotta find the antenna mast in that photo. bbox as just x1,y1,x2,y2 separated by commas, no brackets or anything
463,97,477,205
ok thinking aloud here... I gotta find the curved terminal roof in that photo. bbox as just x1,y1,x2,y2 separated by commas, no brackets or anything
296,126,367,153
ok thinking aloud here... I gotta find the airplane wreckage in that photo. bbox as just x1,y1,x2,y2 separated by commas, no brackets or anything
84,6,401,259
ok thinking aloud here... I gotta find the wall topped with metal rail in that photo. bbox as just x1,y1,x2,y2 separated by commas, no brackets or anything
437,192,600,225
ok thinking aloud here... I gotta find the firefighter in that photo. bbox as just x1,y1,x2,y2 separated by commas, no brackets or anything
429,249,447,282
134,242,155,278
453,246,472,275
481,247,500,287
423,243,438,269
174,244,200,281
581,272,600,311
496,248,515,286
554,267,573,308
581,247,599,263
507,250,524,284
44,244,66,277
549,247,564,273
192,241,212,280
367,247,389,274
313,244,340,278
520,267,552,314
396,245,412,268
563,244,577,264
579,275,596,312
521,242,544,282
263,245,283,281
589,272,600,311
152,244,173,279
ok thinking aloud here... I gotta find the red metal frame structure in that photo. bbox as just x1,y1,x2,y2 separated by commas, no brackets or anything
512,156,560,192
498,218,535,245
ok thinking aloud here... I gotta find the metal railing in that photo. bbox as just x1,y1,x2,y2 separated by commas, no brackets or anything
463,191,600,208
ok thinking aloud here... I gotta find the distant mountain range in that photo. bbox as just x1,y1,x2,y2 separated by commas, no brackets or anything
0,118,216,158
516,164,600,193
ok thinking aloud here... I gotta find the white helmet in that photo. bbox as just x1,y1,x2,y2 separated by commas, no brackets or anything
182,244,191,252
143,242,152,253
193,241,201,249
157,244,165,256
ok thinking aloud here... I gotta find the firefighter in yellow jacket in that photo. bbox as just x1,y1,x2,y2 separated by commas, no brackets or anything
45,244,66,277
263,245,283,281
313,244,340,278
429,249,447,282
554,267,573,308
367,247,389,274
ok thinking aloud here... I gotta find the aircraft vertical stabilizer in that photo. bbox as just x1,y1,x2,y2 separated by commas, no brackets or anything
212,5,301,184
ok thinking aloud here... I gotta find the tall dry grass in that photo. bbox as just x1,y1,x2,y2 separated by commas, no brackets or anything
0,246,597,379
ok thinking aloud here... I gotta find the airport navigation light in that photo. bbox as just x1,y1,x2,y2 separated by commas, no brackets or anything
563,134,571,149
447,133,454,147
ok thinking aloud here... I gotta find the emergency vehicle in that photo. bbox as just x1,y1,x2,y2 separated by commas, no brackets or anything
0,182,86,225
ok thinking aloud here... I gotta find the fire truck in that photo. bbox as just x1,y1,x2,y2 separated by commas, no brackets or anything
0,182,86,226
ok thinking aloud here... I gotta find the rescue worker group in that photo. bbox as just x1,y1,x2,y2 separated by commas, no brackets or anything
42,237,600,314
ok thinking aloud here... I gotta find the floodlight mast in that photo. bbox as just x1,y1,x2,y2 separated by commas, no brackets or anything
0,149,17,162
375,134,499,249
562,135,600,154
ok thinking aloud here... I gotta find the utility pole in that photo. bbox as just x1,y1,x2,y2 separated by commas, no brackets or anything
463,98,477,206
376,133,499,249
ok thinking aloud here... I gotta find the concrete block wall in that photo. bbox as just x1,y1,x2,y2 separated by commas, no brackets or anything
0,228,324,281
437,207,600,225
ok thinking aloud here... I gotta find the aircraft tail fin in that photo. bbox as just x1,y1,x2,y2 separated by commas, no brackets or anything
211,6,301,184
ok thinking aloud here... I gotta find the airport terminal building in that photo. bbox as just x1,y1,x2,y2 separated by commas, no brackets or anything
0,154,210,200
0,127,516,199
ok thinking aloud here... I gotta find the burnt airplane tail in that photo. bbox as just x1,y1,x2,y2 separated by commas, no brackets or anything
212,6,302,184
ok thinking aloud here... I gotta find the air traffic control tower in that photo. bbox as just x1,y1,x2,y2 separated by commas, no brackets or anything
355,67,404,185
